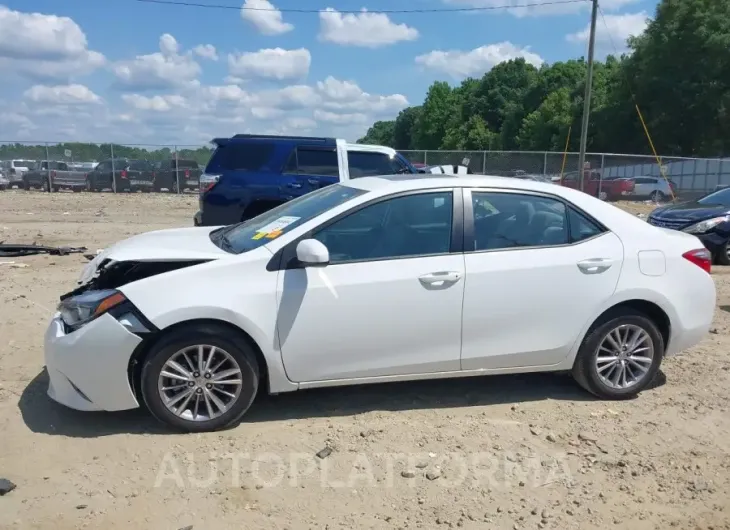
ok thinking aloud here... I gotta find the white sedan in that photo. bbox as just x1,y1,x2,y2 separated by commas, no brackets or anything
45,175,716,432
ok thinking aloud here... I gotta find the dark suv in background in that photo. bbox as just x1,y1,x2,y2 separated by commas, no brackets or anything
153,159,202,192
85,159,156,192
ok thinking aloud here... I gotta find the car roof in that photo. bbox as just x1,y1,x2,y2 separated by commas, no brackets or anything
345,173,562,195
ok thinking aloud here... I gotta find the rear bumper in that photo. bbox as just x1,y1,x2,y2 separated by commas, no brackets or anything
44,313,141,412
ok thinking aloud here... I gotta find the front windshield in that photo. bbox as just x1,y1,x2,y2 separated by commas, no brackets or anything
212,184,367,254
698,188,730,206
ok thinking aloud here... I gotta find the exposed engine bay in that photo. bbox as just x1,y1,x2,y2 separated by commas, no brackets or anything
61,259,210,301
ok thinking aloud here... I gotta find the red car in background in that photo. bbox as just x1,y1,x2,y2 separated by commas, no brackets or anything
559,169,635,201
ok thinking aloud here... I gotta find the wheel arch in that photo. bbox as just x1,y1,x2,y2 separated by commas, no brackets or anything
583,299,671,354
127,318,273,404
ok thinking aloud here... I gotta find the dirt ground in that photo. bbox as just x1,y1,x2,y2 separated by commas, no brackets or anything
1,190,729,530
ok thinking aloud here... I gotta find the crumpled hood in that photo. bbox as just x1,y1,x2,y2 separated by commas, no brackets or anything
78,226,227,285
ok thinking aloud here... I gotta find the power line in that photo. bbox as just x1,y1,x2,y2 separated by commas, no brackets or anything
134,0,590,15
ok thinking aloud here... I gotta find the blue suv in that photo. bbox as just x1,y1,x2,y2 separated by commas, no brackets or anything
194,134,419,227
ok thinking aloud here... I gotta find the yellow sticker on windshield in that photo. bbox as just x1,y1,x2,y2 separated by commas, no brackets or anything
252,232,266,240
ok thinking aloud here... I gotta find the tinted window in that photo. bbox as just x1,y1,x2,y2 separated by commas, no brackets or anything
471,192,568,251
214,184,366,253
313,192,453,263
218,143,275,171
129,160,152,171
296,149,339,177
568,207,604,242
348,151,404,178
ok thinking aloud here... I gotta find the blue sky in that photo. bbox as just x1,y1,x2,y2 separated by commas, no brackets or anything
0,0,657,146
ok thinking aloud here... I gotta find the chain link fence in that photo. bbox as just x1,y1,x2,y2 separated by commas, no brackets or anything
0,141,214,194
401,150,730,199
1,142,727,199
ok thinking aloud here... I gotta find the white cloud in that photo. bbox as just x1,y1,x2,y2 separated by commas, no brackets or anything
112,33,201,90
24,84,101,105
251,107,285,119
193,44,219,61
314,109,368,125
415,42,544,79
228,48,311,80
442,0,640,17
224,75,246,85
316,76,409,114
0,6,105,80
122,94,188,112
241,0,293,35
566,11,648,51
318,8,418,47
159,33,180,56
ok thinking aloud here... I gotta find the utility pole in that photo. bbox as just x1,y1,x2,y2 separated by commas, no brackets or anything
578,0,599,192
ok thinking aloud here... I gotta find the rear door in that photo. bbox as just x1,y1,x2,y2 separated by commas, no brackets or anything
460,189,623,370
95,161,113,189
283,147,339,197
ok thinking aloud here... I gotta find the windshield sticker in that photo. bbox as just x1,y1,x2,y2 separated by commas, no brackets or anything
251,232,267,240
256,216,301,235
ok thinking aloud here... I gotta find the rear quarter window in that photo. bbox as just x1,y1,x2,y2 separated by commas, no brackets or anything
211,143,275,172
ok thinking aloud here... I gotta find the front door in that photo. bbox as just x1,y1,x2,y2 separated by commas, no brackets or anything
460,189,623,370
277,190,465,382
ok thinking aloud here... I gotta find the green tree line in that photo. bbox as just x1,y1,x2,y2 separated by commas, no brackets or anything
358,0,730,158
0,142,214,165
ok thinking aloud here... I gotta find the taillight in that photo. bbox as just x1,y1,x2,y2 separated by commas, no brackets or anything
683,248,712,274
185,169,190,178
120,169,127,179
200,173,220,194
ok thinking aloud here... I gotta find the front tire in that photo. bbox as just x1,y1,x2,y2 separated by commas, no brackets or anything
572,311,663,399
141,324,260,432
650,190,665,202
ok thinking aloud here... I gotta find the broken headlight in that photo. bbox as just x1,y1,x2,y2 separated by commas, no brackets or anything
58,289,127,331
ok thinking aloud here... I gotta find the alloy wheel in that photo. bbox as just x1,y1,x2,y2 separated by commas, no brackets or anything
595,324,654,389
157,344,243,422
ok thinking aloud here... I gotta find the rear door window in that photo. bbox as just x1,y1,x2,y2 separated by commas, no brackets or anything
217,143,275,171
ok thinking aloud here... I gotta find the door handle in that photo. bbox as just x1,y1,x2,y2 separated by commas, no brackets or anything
418,271,463,287
307,178,319,186
287,182,302,189
577,258,613,275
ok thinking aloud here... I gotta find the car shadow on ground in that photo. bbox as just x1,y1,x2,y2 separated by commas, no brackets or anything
19,367,667,438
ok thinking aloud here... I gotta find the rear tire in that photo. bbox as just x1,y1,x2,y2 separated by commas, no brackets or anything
140,324,260,432
650,190,665,202
716,241,730,266
572,310,663,400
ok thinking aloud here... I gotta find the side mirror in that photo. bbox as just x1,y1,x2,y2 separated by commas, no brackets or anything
296,239,329,267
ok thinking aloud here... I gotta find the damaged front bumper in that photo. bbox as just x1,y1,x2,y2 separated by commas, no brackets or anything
44,313,142,411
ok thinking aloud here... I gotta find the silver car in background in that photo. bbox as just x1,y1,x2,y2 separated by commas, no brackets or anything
631,176,677,202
